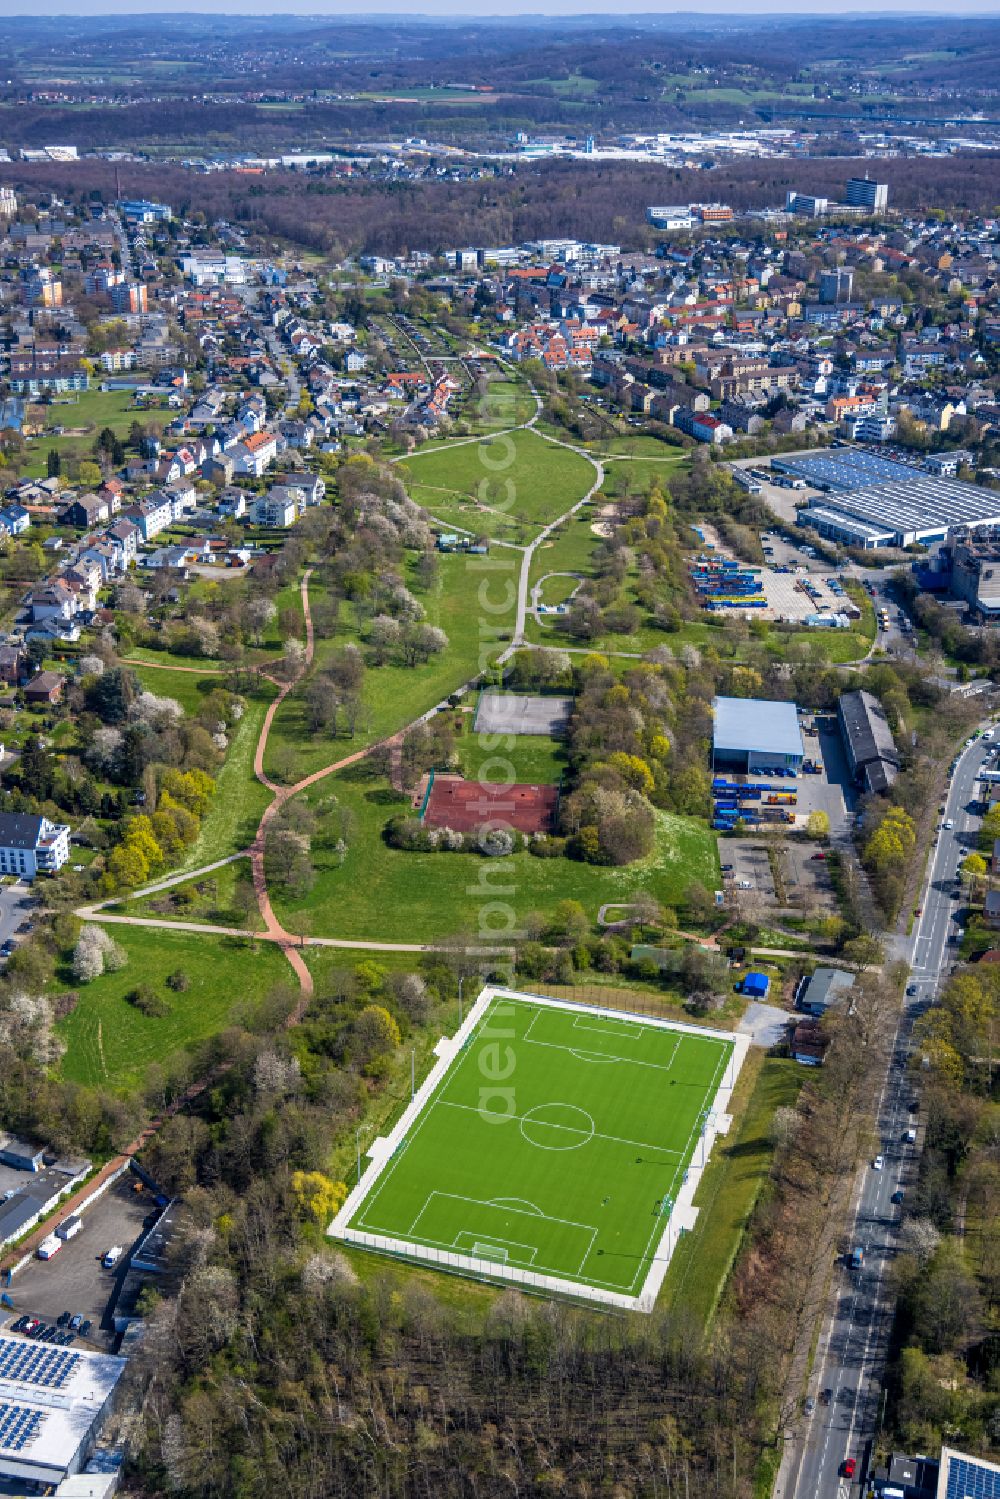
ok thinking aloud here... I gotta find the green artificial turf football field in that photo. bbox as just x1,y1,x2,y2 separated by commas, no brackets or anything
339,991,738,1305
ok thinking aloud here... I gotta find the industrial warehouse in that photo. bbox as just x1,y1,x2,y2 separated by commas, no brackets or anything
771,449,1000,550
837,689,900,795
712,697,804,774
0,1335,126,1489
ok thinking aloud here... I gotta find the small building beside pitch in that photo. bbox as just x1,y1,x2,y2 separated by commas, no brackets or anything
711,696,804,774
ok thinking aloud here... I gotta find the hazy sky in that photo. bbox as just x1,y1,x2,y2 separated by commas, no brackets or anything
5,1,1000,14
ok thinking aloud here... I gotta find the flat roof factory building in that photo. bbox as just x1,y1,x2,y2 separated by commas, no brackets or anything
771,450,1000,550
0,1334,127,1488
712,696,804,773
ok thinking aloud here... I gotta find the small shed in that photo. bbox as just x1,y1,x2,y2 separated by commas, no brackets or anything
741,971,771,999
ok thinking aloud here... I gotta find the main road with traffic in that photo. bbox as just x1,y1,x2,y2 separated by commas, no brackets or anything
778,728,994,1497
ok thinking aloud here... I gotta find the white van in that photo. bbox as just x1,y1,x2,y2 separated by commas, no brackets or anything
102,1245,123,1269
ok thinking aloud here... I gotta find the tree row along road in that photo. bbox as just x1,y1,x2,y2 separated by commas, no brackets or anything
79,395,603,1004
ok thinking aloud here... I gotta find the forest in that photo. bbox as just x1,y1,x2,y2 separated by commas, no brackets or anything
9,152,1000,261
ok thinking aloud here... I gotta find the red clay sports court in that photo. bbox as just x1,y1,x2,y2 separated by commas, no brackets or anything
420,773,558,835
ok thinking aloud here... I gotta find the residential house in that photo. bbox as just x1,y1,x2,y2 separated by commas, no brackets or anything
232,431,279,479
202,454,235,487
0,811,71,877
107,518,140,568
23,670,64,706
218,487,249,520
0,646,27,687
123,494,173,542
27,579,78,624
271,471,324,505
0,503,30,536
251,492,298,528
59,493,110,529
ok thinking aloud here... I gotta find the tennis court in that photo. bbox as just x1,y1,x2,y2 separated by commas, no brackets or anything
331,988,748,1310
473,691,573,738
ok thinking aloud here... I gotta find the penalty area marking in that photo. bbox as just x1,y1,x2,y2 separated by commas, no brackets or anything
523,1011,681,1074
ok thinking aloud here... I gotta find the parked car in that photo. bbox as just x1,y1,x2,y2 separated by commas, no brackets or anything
842,1458,857,1479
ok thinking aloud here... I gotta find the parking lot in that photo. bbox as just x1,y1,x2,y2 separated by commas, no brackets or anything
722,842,775,899
728,458,826,527
697,523,855,624
758,567,852,622
5,1176,159,1351
717,711,857,916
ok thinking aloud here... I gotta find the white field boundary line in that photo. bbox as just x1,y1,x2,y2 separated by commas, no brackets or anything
329,986,751,1312
617,1039,733,1301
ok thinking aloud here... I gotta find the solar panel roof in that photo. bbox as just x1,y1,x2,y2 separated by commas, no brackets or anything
940,1448,1000,1499
775,449,921,491
0,1400,44,1453
0,1341,80,1390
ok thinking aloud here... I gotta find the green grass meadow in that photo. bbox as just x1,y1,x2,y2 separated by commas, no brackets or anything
57,925,291,1090
264,550,518,782
272,768,718,942
400,429,596,533
658,1056,804,1325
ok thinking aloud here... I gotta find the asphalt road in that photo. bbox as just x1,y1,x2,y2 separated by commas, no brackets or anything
781,729,993,1497
0,880,36,954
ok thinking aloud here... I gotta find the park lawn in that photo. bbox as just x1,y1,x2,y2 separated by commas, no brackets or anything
117,856,261,931
177,685,275,870
453,730,569,786
408,484,531,545
590,436,689,460
271,771,718,943
526,600,874,664
56,925,291,1091
658,1056,804,1326
400,429,596,531
264,550,517,782
766,627,874,665
530,508,604,582
22,389,165,479
130,662,228,716
464,376,537,432
125,646,226,674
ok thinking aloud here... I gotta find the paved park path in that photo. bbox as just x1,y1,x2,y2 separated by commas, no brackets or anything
80,382,606,1008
